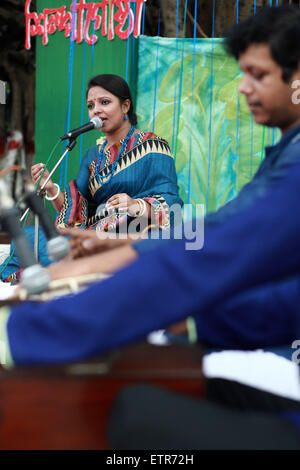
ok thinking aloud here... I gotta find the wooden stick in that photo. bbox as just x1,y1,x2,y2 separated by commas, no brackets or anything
186,8,208,39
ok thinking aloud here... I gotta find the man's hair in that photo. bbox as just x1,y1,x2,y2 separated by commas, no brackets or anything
225,5,300,82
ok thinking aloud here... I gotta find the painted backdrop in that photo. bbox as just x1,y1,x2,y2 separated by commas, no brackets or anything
136,37,280,214
35,25,280,218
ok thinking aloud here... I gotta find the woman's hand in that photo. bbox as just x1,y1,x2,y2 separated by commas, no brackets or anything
58,226,133,259
106,193,141,216
31,163,54,192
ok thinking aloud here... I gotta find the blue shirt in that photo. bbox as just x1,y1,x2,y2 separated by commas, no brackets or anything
3,125,300,440
135,123,300,254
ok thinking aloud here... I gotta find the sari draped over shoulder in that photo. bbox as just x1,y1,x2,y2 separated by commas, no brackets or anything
56,131,182,232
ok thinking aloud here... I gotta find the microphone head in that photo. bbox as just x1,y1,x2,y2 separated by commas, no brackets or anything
91,117,103,130
47,236,71,261
21,264,51,295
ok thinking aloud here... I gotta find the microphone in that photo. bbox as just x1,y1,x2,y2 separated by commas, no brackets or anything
61,117,103,141
23,180,71,261
0,181,51,295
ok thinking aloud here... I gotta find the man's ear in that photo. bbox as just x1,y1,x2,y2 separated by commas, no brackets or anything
291,63,300,82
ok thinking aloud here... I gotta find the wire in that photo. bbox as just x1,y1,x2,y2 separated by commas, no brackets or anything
206,0,215,209
152,0,161,132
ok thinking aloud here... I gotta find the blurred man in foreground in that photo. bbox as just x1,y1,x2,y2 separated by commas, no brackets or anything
2,5,300,449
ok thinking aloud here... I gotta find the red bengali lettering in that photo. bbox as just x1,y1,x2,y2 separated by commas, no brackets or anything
43,8,63,45
84,3,99,45
58,7,73,39
84,2,109,45
108,2,115,40
94,10,102,31
75,0,87,43
25,0,33,50
25,0,45,49
100,0,109,37
30,13,44,37
114,0,136,41
47,8,64,36
47,15,58,35
25,0,147,49
133,0,146,37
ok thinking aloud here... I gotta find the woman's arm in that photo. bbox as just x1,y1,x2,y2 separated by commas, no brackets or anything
31,163,64,212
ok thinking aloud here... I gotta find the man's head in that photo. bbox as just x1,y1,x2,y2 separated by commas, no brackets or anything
225,6,300,82
225,6,300,133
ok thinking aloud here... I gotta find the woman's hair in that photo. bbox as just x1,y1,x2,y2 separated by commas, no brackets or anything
225,5,300,82
86,74,137,125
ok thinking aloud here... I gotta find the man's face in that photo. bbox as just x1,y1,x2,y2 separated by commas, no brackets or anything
238,43,300,134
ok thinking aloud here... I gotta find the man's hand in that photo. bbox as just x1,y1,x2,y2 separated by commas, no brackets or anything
47,244,138,280
58,227,134,259
167,320,188,335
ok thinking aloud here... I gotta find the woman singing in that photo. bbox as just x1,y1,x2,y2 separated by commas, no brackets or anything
0,74,182,281
32,74,182,234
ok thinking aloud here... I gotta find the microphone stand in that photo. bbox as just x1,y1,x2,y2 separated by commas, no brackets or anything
19,138,76,262
0,179,51,295
38,139,77,194
20,139,77,223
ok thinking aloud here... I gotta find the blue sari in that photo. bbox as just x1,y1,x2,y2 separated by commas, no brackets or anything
56,131,183,231
0,131,182,281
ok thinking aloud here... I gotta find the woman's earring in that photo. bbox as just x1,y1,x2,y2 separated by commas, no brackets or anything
124,115,128,121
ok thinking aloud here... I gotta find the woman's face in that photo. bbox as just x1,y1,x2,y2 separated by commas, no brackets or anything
87,86,130,134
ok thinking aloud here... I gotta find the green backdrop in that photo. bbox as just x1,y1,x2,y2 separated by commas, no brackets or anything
135,37,280,214
35,0,138,217
35,3,280,219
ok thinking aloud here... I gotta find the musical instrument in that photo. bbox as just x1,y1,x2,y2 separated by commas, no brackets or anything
0,273,109,305
0,342,205,450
